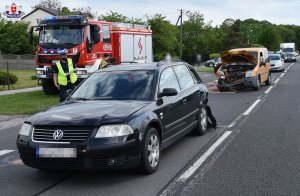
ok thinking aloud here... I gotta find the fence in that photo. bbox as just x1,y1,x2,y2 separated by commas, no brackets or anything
0,54,36,70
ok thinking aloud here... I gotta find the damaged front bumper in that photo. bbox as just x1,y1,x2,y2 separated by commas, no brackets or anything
217,77,258,91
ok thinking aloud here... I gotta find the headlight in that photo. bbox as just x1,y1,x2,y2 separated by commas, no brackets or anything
95,124,133,138
19,123,32,136
245,71,253,78
36,70,45,75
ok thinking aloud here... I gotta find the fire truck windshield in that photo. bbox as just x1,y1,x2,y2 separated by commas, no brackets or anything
39,25,84,45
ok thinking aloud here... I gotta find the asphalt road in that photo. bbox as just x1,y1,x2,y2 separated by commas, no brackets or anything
0,62,295,196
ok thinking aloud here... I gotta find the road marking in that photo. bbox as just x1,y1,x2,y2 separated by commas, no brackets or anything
265,86,273,94
280,73,285,77
0,150,15,157
243,99,261,116
178,131,232,181
274,78,280,84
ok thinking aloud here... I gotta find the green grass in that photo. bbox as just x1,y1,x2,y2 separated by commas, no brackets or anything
195,66,215,73
0,91,59,115
0,69,38,91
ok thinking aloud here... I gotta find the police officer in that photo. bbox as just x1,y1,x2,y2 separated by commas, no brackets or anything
52,49,77,102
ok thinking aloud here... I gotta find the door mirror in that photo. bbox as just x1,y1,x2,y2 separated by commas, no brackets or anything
260,62,266,67
29,27,34,45
93,32,100,43
161,88,178,97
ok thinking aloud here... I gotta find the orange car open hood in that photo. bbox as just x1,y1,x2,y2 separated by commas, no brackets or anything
221,51,257,66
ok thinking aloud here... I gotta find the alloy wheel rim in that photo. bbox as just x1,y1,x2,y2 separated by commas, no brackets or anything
148,134,160,168
201,107,208,131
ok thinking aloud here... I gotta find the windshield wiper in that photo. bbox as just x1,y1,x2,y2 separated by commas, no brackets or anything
70,97,91,101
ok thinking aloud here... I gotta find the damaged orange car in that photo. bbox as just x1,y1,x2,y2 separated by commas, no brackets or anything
215,48,271,91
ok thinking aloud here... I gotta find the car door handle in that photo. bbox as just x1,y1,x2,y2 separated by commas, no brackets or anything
182,98,187,103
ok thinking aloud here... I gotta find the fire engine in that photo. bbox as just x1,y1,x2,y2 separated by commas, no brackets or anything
30,15,153,94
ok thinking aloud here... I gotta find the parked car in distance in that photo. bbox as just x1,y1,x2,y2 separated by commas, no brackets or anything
269,53,284,72
215,48,271,91
204,57,221,67
17,61,210,174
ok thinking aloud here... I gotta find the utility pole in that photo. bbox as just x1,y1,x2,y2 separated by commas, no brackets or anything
176,9,183,60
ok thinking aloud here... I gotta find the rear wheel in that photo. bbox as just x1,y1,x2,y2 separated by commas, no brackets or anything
265,72,271,85
208,62,214,67
139,127,160,174
42,79,59,95
193,106,208,136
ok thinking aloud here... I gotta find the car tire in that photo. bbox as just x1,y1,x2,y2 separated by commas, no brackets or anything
193,105,208,136
208,62,214,67
253,76,261,91
139,127,160,174
265,72,271,85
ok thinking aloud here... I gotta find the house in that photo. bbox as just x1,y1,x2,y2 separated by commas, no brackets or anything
21,7,58,27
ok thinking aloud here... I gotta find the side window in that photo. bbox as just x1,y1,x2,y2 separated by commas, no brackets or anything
159,67,180,93
87,25,91,43
189,66,202,83
102,26,111,43
173,64,195,90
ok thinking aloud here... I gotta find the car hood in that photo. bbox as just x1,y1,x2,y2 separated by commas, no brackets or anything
221,51,257,66
27,100,150,126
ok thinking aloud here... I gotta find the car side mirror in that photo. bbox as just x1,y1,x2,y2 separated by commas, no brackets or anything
260,62,266,67
160,88,178,97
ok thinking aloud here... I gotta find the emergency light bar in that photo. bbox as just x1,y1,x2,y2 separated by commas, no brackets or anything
44,15,82,20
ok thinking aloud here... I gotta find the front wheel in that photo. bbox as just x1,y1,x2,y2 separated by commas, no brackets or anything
139,127,160,174
208,62,214,67
253,76,261,91
193,106,208,136
265,72,271,85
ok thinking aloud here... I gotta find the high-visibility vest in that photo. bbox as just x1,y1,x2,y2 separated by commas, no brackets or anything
56,59,77,85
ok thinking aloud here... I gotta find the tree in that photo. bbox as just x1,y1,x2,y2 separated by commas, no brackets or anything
32,0,62,10
147,14,179,61
98,11,129,22
258,26,281,51
0,21,34,54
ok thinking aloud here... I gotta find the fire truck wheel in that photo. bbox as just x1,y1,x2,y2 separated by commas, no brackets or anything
42,79,59,95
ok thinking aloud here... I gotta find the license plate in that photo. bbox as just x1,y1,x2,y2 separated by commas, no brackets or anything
36,148,77,158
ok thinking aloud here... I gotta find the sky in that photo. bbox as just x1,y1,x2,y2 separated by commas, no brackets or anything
2,0,300,26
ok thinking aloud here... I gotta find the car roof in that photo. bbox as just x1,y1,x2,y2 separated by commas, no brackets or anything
96,62,189,72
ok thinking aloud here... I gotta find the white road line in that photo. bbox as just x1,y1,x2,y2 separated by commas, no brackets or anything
0,150,15,156
243,99,261,116
274,78,280,84
280,73,285,77
265,86,273,94
178,131,232,181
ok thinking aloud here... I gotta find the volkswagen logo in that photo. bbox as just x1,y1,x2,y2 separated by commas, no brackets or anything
53,129,64,140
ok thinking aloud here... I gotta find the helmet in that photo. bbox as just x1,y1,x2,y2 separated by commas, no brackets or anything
59,48,68,56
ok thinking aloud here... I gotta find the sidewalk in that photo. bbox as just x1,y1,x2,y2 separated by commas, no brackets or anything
0,87,42,96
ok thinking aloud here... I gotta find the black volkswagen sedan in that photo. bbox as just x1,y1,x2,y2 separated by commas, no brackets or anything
17,61,210,174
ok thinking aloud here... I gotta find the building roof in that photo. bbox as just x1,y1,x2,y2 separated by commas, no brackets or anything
21,7,58,20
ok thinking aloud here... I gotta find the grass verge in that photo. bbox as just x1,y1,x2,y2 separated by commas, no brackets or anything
0,69,38,91
195,66,214,73
0,91,59,115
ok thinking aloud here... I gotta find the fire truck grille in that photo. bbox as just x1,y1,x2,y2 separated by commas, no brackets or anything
32,128,92,143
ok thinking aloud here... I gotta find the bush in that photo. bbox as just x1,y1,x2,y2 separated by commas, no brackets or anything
0,70,18,85
209,53,221,59
31,75,37,80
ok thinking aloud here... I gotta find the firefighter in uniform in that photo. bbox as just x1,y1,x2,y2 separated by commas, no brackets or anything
99,53,110,69
53,49,77,102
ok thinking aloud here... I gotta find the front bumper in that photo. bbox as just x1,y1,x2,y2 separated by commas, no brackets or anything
270,65,284,71
17,135,140,170
217,77,257,90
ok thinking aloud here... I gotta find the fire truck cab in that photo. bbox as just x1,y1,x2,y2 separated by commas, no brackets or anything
31,15,153,94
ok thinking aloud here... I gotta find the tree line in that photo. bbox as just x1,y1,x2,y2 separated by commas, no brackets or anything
1,0,300,64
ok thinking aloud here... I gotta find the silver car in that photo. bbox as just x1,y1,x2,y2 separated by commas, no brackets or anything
270,54,284,72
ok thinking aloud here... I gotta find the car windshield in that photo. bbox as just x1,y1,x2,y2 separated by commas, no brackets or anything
270,55,280,60
71,70,155,101
39,25,84,45
282,48,293,53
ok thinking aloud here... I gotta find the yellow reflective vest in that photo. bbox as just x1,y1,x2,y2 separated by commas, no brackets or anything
56,59,77,85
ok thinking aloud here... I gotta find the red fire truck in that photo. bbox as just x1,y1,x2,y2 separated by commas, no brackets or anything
30,15,153,94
